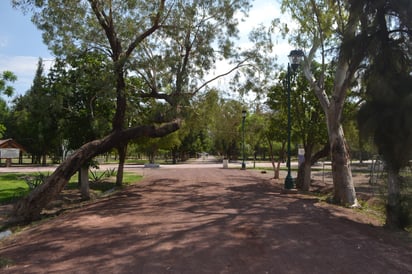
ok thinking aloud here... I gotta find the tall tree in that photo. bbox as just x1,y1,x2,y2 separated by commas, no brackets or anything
266,67,327,186
266,76,292,179
49,53,115,151
211,98,244,159
0,71,16,138
10,59,62,165
11,0,252,222
357,0,412,230
279,0,363,206
291,66,328,191
0,71,16,97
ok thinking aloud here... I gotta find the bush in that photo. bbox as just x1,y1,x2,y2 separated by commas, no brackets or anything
22,173,49,190
89,168,117,184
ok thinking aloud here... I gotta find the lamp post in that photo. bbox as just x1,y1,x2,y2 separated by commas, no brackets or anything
284,49,304,189
241,109,247,170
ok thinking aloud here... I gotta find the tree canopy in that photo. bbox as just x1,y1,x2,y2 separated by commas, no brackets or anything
10,0,254,222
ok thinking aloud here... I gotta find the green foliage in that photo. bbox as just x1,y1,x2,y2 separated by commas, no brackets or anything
357,7,412,172
88,170,107,184
8,59,63,164
0,71,16,139
22,172,49,190
266,66,328,154
210,98,244,159
10,0,254,164
279,0,348,50
49,53,114,151
89,168,117,184
0,71,17,97
355,0,412,229
0,257,13,268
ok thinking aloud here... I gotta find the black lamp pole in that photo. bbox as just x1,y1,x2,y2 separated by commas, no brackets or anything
241,110,247,170
284,50,304,189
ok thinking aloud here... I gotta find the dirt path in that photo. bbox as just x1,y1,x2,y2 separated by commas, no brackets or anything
0,166,411,273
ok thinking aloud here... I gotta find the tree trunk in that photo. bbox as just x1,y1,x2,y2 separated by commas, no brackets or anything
296,157,313,192
267,138,284,179
385,168,402,230
329,125,358,206
172,147,177,164
42,154,47,166
12,120,181,223
296,143,330,190
296,157,312,191
301,160,312,191
296,145,312,190
116,144,127,186
79,165,90,200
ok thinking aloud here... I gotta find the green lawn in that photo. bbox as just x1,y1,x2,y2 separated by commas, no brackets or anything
0,172,143,204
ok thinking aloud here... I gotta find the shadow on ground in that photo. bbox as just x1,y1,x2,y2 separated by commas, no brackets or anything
0,168,411,273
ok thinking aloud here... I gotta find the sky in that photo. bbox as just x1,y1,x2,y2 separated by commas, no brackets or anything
0,0,290,101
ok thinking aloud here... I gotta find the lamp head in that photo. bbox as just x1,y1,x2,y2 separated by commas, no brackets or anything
288,50,304,72
242,110,247,118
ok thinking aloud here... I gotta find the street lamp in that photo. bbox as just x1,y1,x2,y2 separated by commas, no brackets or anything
284,49,304,189
241,109,247,170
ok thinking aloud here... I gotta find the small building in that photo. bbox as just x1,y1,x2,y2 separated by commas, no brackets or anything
0,139,26,167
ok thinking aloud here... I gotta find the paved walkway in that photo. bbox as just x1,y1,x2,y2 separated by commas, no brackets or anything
0,161,411,273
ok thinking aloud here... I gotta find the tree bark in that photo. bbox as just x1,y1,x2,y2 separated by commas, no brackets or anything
296,143,329,191
79,165,90,200
303,59,359,206
385,168,402,230
329,125,358,206
12,120,181,223
301,160,312,191
296,144,312,191
267,138,284,179
116,143,127,186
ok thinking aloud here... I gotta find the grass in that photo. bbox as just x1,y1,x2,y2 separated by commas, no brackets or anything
0,171,143,204
0,173,30,204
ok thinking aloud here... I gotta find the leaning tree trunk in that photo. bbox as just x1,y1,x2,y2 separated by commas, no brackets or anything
386,167,402,230
12,121,181,223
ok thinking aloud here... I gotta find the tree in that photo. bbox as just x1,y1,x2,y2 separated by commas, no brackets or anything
137,131,181,164
266,67,327,186
245,111,268,165
291,66,328,191
9,59,62,165
0,71,17,97
11,0,252,222
49,53,114,151
279,0,363,206
175,90,220,161
266,78,291,179
357,0,412,230
0,71,16,138
211,98,244,159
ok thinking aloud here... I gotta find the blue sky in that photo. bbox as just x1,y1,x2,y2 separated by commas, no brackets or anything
0,1,287,101
0,1,53,99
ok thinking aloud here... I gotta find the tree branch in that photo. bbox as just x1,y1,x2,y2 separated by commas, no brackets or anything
192,59,251,95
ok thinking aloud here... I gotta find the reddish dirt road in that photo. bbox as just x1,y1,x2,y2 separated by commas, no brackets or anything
0,165,411,273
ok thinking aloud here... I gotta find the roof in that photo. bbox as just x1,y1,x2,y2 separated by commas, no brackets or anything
0,139,26,152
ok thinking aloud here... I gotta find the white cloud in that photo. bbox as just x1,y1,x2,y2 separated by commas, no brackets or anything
0,55,53,96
